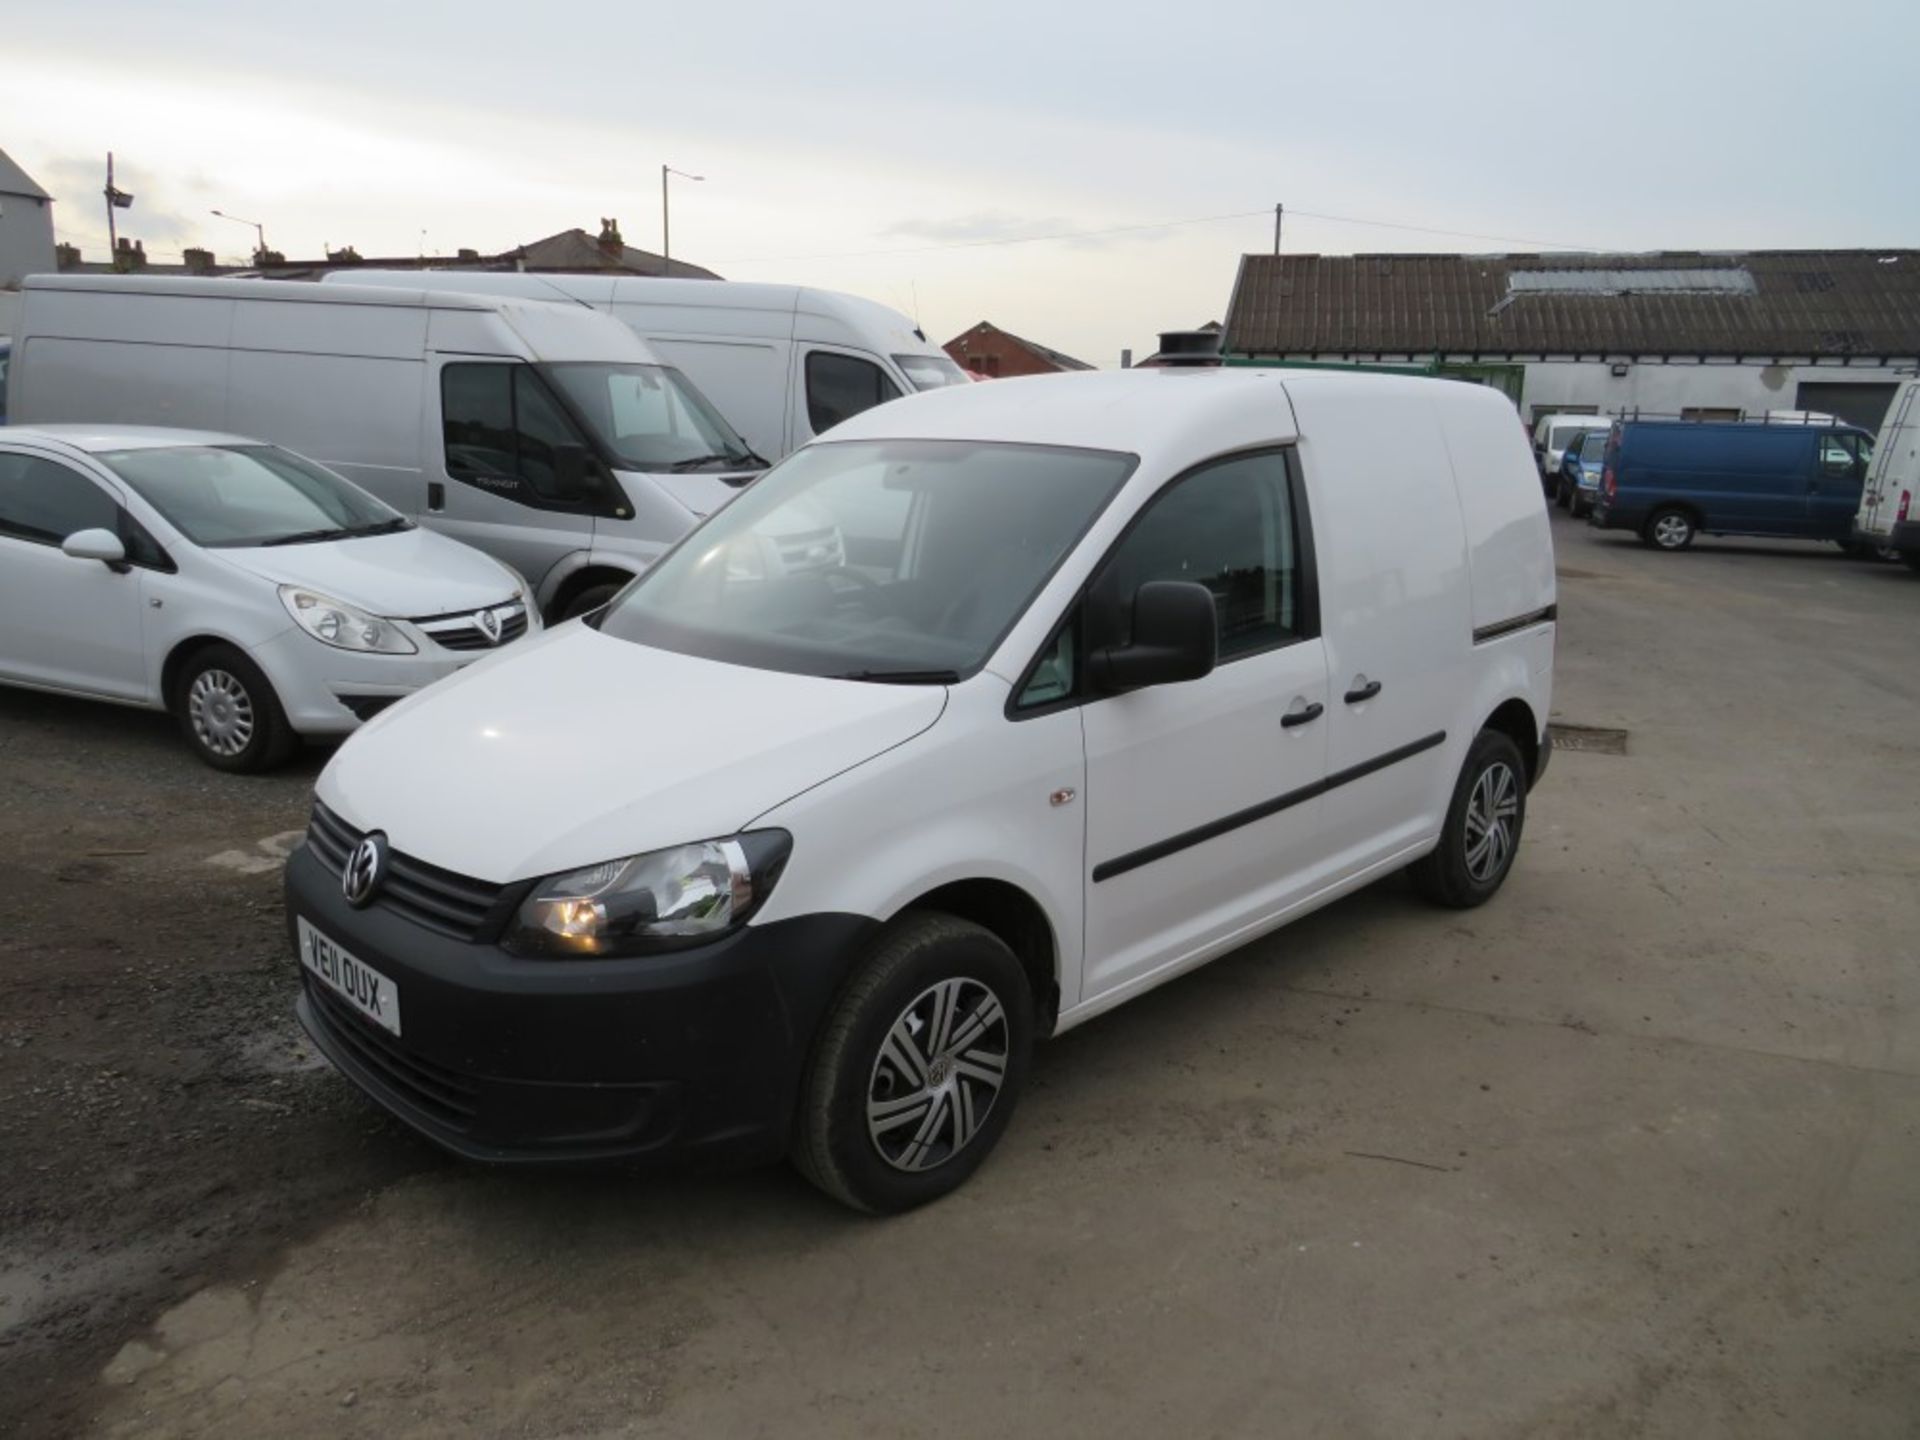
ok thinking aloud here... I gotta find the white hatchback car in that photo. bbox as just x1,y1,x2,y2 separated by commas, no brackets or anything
288,368,1555,1212
0,425,539,770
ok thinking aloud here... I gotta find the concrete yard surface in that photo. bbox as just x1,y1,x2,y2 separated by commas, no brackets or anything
3,511,1917,1438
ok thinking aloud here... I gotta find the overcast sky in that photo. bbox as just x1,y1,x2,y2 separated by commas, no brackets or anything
8,0,1918,366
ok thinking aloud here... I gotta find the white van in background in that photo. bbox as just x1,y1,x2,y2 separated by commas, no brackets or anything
9,275,766,619
326,272,970,463
1852,378,1920,569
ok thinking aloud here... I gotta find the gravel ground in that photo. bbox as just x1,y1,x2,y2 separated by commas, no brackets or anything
2,511,1917,1439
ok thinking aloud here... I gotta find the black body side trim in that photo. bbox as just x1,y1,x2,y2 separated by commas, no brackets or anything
1472,605,1557,645
1091,730,1447,883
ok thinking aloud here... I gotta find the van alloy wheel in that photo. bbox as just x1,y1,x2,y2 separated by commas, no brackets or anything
188,669,256,758
1650,513,1693,549
1463,761,1519,882
867,977,1009,1173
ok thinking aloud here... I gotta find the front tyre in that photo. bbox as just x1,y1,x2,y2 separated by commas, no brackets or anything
793,913,1034,1213
172,643,296,773
1643,507,1696,550
1412,729,1528,909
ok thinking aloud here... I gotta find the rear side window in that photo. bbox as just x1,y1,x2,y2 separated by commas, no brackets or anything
441,364,590,504
0,452,122,546
1098,449,1305,660
805,352,901,434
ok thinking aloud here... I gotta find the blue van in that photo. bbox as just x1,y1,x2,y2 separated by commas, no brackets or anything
1589,419,1874,551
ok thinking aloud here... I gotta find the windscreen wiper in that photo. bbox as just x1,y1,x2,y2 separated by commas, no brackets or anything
832,668,961,684
341,517,413,537
668,453,758,472
259,527,348,546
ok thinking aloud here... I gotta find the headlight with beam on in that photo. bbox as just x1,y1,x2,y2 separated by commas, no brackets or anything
279,586,417,654
505,831,792,958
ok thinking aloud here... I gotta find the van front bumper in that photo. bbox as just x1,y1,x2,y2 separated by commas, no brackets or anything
285,843,875,1167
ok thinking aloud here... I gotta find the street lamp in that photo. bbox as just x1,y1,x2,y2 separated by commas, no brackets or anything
210,209,267,264
661,165,703,276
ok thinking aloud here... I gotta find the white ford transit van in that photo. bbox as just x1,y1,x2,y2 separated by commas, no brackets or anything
9,274,766,620
1851,378,1920,569
325,271,970,463
286,368,1556,1212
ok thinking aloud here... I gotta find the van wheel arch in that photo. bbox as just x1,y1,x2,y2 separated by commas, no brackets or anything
891,879,1060,1035
545,566,635,623
1482,697,1542,788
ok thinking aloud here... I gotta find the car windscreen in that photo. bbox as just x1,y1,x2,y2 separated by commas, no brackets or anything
540,362,758,472
97,444,407,548
594,439,1136,681
1578,431,1609,461
893,354,971,392
1552,423,1601,449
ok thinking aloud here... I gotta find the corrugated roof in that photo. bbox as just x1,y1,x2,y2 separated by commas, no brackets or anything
1223,250,1920,359
0,148,52,201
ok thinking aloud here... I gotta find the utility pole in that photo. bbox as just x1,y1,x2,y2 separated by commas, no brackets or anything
661,165,704,277
1274,202,1283,256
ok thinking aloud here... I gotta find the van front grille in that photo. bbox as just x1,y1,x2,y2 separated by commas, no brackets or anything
307,802,511,942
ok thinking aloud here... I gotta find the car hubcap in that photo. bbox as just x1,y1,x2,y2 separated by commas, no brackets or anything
867,977,1009,1173
188,670,255,757
1654,516,1689,547
1464,761,1519,882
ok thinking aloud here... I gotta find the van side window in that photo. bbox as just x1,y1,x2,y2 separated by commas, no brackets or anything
1820,433,1869,476
441,364,591,504
1015,622,1076,709
0,453,122,547
806,352,902,434
1096,450,1305,662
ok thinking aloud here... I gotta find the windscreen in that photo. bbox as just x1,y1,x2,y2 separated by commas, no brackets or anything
595,439,1136,681
541,362,759,472
99,445,406,548
1578,431,1609,461
1552,422,1601,450
893,354,971,392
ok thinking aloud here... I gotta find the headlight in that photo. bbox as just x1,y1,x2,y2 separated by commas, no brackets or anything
279,586,417,654
505,830,792,958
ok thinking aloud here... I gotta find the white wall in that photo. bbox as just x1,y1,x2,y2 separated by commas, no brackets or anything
1517,357,1915,422
0,191,56,289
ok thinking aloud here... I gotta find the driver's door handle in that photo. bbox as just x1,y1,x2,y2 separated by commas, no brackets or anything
1344,679,1383,704
1280,701,1323,729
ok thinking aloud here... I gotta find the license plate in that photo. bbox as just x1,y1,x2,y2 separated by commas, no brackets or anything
298,917,402,1036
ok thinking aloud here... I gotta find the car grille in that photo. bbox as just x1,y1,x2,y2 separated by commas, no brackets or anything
304,977,479,1132
307,802,512,942
411,599,530,652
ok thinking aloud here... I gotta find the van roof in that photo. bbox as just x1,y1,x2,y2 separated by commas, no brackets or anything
320,270,933,346
822,365,1511,464
22,272,511,311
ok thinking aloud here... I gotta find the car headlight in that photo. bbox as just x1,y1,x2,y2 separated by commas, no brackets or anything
279,586,417,654
505,830,792,958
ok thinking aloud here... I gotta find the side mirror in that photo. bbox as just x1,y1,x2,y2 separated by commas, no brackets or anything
62,528,127,566
552,444,604,503
1089,581,1218,692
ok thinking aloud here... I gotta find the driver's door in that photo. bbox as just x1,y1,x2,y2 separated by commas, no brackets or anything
1079,450,1331,1006
1811,432,1869,539
0,449,149,699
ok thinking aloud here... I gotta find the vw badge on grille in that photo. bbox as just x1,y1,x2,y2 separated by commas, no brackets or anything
342,832,389,907
476,608,503,644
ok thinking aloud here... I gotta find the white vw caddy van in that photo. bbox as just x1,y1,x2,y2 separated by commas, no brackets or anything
10,274,764,621
286,367,1556,1212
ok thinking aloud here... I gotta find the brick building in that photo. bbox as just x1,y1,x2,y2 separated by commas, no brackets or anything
944,320,1093,378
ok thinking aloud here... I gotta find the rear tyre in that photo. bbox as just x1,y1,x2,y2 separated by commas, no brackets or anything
792,912,1034,1214
172,643,296,773
1412,729,1528,909
1642,507,1696,551
1555,478,1572,510
1570,494,1592,520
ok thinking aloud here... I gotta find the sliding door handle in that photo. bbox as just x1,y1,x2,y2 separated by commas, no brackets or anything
1281,701,1324,729
1344,678,1383,705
